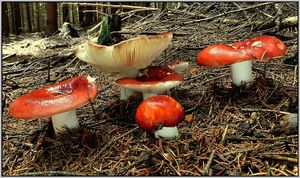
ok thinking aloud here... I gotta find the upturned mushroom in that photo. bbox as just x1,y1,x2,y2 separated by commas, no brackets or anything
115,66,183,100
196,35,288,87
135,95,184,139
9,75,98,134
75,32,173,99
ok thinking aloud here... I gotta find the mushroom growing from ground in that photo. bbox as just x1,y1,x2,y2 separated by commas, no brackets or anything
9,75,98,135
116,66,183,100
75,32,173,99
196,35,288,87
135,95,184,139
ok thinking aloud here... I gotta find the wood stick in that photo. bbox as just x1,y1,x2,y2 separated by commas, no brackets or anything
202,150,215,175
240,108,291,115
18,171,88,176
109,151,153,175
2,53,16,60
61,2,159,11
259,155,298,163
89,126,139,163
111,31,191,36
182,2,274,25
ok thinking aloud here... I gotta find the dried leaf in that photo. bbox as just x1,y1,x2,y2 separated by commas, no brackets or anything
185,114,193,123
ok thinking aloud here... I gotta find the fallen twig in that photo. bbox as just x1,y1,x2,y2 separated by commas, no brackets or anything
240,108,291,115
62,2,159,11
259,155,298,163
202,150,216,175
89,126,139,163
109,151,153,175
182,2,274,25
2,53,16,60
18,171,88,176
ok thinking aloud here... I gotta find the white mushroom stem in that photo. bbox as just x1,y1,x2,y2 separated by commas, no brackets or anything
230,60,253,87
119,69,139,100
154,126,179,139
51,110,79,134
142,92,158,100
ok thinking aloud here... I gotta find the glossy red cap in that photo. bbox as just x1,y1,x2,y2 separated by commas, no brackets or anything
196,44,254,66
246,35,288,60
135,95,184,132
9,75,98,119
116,66,183,93
196,35,288,66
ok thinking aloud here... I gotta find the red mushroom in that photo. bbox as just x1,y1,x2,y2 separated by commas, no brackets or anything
135,95,184,138
116,66,183,100
75,32,173,100
9,75,98,134
196,35,288,87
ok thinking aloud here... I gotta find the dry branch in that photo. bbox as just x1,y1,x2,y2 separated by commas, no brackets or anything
182,2,274,25
18,171,88,176
224,15,298,31
259,155,298,163
61,2,159,11
111,31,191,36
109,151,153,176
89,126,139,163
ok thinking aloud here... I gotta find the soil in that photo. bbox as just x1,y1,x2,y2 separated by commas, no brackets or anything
2,2,298,176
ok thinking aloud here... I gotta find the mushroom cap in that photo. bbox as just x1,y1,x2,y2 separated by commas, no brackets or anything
75,32,173,73
197,35,288,66
245,35,288,60
9,75,98,119
115,66,183,93
196,44,254,66
135,95,184,132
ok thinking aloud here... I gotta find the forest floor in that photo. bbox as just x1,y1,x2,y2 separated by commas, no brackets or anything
2,2,298,176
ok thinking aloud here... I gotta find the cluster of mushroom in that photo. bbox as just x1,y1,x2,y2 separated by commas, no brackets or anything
9,32,188,139
9,33,288,140
75,32,190,139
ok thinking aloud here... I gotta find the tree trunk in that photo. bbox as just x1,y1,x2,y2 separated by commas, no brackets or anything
2,2,10,36
79,3,94,27
68,4,73,24
33,3,40,31
27,3,32,32
39,3,46,32
62,3,69,22
12,2,22,35
46,2,58,35
161,2,167,11
21,3,29,32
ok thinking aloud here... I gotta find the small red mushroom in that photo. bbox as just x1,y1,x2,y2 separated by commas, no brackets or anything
9,75,98,134
196,35,288,87
135,95,184,138
116,66,183,100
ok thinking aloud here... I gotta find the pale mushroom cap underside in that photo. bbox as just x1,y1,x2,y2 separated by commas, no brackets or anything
75,32,173,73
116,80,182,94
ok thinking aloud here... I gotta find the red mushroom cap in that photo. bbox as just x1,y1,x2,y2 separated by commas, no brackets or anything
115,66,183,93
246,35,288,60
196,35,288,66
135,95,184,132
9,75,98,119
196,44,254,66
